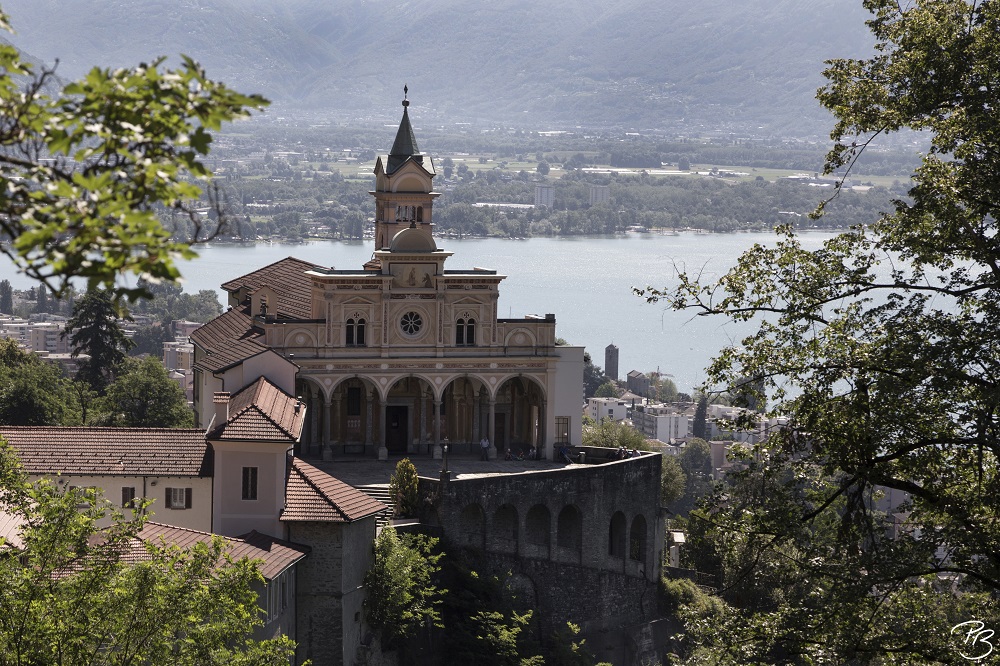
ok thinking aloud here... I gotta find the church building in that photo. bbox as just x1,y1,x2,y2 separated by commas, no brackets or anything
191,94,584,462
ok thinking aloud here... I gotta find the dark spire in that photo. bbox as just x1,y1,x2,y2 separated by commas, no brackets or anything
387,85,421,173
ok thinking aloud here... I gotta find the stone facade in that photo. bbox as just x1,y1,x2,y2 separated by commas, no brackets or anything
420,450,663,633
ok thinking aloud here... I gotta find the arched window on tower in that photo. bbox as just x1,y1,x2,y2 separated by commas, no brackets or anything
416,206,423,222
346,317,366,346
456,318,476,346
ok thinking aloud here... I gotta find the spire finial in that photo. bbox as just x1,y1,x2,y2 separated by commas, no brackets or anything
402,84,409,108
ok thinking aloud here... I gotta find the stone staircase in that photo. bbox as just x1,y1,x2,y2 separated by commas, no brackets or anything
355,484,394,528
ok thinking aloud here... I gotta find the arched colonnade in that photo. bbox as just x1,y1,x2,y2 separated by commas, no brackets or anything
296,371,548,459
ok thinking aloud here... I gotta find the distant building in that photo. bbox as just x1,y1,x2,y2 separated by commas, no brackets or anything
632,403,690,442
589,185,610,206
626,370,650,397
604,343,619,381
586,397,629,423
534,184,555,208
0,315,30,347
163,338,194,373
28,322,69,355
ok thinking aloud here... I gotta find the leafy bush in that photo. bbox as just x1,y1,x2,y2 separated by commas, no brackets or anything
389,457,420,518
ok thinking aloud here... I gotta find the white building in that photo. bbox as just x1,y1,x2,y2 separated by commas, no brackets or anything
632,403,691,442
586,396,629,423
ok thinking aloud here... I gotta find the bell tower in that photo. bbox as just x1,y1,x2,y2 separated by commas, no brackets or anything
370,87,439,257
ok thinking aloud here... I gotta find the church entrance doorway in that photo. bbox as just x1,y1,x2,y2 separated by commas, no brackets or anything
386,406,409,454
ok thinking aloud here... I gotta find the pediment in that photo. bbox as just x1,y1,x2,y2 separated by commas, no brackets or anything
451,296,485,306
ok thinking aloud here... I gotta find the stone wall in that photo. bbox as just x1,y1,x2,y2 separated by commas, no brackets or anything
419,452,663,633
287,517,377,666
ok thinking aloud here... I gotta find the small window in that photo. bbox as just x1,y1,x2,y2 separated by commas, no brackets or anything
121,487,136,508
166,487,192,509
456,318,476,346
242,467,258,501
346,317,367,346
555,417,570,444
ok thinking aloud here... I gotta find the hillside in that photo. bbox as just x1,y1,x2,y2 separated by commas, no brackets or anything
0,0,873,135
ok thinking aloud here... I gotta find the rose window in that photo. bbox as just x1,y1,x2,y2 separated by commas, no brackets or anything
400,311,423,336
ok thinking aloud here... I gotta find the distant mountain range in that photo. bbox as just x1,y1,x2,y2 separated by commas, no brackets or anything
0,0,874,135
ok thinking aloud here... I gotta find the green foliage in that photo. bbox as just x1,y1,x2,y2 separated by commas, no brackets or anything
641,1,1000,660
582,352,607,400
660,454,686,507
99,356,194,428
467,609,537,665
673,439,714,516
363,527,445,649
593,381,618,398
0,279,11,314
388,457,421,518
0,11,266,302
0,440,296,665
581,418,650,451
66,289,134,393
129,281,223,323
0,338,80,426
692,395,708,439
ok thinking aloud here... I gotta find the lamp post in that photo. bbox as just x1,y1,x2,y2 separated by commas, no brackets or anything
440,439,451,485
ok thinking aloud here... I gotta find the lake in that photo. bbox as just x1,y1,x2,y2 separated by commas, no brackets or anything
0,231,839,393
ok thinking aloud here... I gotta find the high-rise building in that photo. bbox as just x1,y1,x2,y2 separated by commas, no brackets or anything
534,184,555,208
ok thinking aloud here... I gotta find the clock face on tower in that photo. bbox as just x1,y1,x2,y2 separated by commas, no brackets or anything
400,311,423,337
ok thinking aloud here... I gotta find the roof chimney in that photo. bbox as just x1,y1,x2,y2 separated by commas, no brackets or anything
213,391,231,427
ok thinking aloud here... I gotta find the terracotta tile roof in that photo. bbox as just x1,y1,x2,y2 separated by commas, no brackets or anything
282,458,386,523
209,377,305,442
0,427,211,476
132,522,308,580
195,337,271,374
220,257,318,320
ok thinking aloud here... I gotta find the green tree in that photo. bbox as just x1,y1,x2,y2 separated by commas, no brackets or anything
388,457,420,518
582,419,650,451
0,441,296,665
582,352,606,399
0,12,266,302
65,289,134,392
536,161,550,176
100,356,194,428
34,285,49,314
0,339,79,426
640,0,1000,660
691,394,708,439
129,323,173,357
0,279,12,314
660,454,686,507
673,438,713,516
363,527,445,650
593,381,617,398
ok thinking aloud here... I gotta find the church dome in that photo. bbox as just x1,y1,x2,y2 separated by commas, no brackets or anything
389,227,437,253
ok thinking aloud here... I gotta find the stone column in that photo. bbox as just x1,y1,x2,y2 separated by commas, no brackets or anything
331,390,342,453
487,398,497,460
365,389,374,448
472,390,481,443
310,393,320,456
419,391,427,454
432,399,443,460
378,398,388,461
322,395,333,461
540,400,550,460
